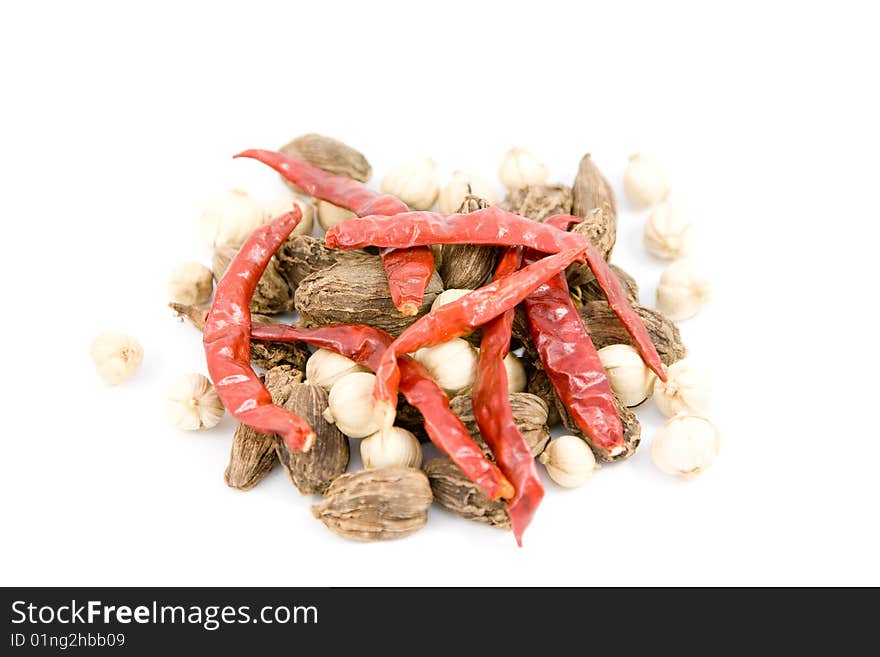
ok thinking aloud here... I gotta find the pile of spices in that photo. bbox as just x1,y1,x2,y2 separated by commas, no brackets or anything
93,133,718,545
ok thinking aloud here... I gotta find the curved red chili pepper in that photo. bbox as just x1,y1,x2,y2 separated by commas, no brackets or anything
234,148,434,316
325,207,588,257
543,214,665,380
473,248,544,546
372,246,588,432
203,210,316,452
249,323,513,500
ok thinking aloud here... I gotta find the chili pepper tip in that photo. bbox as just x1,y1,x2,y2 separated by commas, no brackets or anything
398,302,419,317
495,479,516,501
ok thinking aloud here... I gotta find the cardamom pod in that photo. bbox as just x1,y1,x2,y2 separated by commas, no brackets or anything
554,388,642,463
525,365,561,426
571,153,617,260
295,258,443,337
276,234,374,288
424,457,510,529
568,263,639,303
501,183,573,221
224,365,303,491
276,382,349,495
279,133,372,188
449,392,550,458
213,246,293,314
437,195,499,289
311,466,433,541
577,301,686,366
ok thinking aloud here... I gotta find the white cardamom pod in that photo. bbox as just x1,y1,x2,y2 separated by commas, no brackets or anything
166,373,225,430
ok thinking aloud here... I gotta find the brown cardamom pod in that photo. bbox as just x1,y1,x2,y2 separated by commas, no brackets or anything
276,235,373,288
311,466,433,541
213,246,293,314
448,392,550,458
295,258,443,337
571,153,617,260
568,263,640,303
578,301,685,366
275,382,349,495
525,365,561,426
554,389,641,463
224,366,303,490
279,133,372,188
424,457,510,529
501,184,573,221
437,195,499,289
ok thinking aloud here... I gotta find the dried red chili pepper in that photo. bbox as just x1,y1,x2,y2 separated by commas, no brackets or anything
372,245,588,433
473,247,544,545
325,206,588,256
250,323,514,500
234,148,433,316
203,210,316,452
521,246,623,455
543,214,665,379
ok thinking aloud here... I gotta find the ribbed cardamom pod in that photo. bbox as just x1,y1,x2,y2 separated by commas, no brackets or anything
279,133,372,187
276,382,349,495
295,258,443,338
311,467,433,541
449,392,551,458
555,389,642,463
571,153,617,260
224,366,303,491
525,365,561,426
213,246,294,315
437,195,499,289
501,183,573,221
424,457,510,529
568,264,640,303
276,235,374,288
577,301,686,366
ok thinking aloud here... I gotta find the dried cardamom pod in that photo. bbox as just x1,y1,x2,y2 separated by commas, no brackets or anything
568,263,640,303
276,382,349,495
276,234,374,288
554,389,641,462
311,466,433,541
213,246,293,314
578,301,686,366
525,365,561,426
279,133,372,186
424,457,510,529
437,195,499,289
571,153,617,260
449,392,550,458
501,183,573,221
295,258,443,337
224,366,303,490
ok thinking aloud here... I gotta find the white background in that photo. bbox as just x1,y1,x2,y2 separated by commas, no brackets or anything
1,1,878,586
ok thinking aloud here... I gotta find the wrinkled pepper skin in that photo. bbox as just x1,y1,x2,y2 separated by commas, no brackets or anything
234,148,434,316
249,323,513,500
204,210,316,452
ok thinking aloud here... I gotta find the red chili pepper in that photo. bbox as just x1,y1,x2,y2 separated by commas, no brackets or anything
250,323,514,500
543,214,665,380
203,210,316,452
522,246,623,455
473,247,544,545
372,245,588,432
234,148,434,316
325,206,588,257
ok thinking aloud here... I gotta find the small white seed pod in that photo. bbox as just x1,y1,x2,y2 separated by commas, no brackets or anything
656,259,711,321
430,288,471,311
503,353,527,393
305,348,369,390
324,371,381,438
360,427,423,469
90,331,143,385
597,344,656,407
198,188,265,248
498,147,549,190
166,373,225,430
644,202,696,260
413,338,478,395
539,435,599,488
651,415,720,478
653,360,711,417
316,200,356,231
168,261,213,305
623,153,671,207
438,171,498,214
265,194,315,236
380,158,439,210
